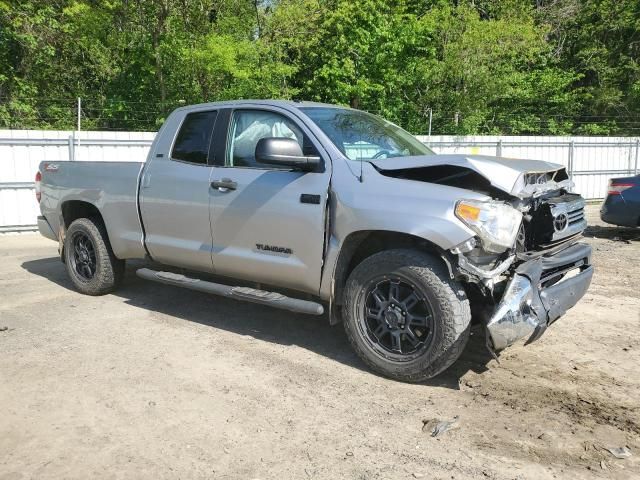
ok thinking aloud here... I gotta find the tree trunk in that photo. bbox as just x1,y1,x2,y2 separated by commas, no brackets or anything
151,0,170,104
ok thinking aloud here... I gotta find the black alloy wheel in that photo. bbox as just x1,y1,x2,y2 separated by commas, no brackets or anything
342,249,471,382
70,231,97,281
361,276,436,360
64,217,125,295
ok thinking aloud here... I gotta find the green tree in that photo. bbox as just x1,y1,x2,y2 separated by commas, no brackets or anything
537,0,640,133
0,0,637,134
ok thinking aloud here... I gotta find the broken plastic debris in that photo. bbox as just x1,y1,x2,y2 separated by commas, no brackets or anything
607,447,632,459
422,416,459,437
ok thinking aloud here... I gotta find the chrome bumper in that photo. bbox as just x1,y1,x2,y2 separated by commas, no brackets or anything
486,243,593,351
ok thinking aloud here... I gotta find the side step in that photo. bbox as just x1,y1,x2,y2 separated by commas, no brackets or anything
136,268,324,316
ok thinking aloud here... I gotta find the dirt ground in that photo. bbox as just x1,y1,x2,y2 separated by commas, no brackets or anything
1,204,639,480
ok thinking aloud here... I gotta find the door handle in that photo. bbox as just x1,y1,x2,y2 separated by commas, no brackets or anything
211,178,237,191
141,173,151,188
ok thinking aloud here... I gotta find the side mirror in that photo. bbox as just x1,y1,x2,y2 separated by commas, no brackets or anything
255,137,321,172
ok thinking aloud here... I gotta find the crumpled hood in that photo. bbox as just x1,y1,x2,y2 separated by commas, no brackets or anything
369,154,570,197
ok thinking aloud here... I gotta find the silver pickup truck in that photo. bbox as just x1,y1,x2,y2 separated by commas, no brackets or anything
36,100,593,382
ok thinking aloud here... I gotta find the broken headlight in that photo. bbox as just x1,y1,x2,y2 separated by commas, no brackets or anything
455,200,522,253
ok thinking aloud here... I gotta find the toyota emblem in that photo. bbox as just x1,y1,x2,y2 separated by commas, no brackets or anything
553,213,568,232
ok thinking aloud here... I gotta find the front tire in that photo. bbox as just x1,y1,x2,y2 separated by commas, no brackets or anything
343,249,471,382
64,217,124,295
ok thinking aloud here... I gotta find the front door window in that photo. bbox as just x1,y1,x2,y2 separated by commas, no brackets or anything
227,110,305,168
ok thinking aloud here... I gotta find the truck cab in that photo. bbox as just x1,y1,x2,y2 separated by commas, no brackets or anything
140,103,331,294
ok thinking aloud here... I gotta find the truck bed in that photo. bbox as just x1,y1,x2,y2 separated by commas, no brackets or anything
39,161,146,259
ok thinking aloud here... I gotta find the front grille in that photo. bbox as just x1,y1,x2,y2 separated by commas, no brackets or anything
523,193,587,251
567,208,584,226
548,194,587,243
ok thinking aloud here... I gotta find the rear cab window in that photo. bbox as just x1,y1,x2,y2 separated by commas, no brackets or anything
171,110,218,165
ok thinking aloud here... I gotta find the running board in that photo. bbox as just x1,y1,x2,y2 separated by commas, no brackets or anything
136,268,324,316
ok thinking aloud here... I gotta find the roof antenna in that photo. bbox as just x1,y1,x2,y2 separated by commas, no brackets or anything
359,155,364,183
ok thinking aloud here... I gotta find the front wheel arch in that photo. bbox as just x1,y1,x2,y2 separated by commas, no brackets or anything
329,230,454,322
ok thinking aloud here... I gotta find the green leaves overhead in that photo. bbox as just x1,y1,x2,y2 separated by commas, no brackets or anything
0,0,638,134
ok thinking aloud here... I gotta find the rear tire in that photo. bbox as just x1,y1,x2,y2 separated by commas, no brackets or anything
343,249,471,382
64,217,124,295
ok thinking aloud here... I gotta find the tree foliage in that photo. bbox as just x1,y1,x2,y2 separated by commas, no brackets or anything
0,0,638,134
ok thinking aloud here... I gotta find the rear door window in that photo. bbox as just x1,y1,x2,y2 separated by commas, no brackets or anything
171,111,218,164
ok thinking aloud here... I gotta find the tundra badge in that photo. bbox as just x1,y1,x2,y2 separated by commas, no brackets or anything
256,244,293,255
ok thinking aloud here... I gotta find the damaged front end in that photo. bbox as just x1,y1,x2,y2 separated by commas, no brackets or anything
372,152,594,352
484,244,593,350
451,190,593,353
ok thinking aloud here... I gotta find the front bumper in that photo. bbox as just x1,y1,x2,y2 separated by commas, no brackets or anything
486,242,593,351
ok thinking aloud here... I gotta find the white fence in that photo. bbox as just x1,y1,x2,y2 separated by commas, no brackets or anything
0,130,153,233
1,130,638,233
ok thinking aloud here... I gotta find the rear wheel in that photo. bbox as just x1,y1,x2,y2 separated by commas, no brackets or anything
64,218,124,295
343,249,471,382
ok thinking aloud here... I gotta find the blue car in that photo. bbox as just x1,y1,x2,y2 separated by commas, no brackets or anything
600,175,640,227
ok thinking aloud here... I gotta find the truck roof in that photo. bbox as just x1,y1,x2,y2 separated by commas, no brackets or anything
173,99,347,113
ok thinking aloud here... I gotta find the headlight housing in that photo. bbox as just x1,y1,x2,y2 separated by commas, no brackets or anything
455,200,522,253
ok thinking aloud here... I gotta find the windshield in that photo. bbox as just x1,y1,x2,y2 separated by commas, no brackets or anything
299,107,434,160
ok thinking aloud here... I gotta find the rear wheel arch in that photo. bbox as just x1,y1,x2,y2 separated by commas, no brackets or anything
60,201,112,260
61,200,104,228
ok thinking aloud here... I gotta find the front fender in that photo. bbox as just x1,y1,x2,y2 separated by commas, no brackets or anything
319,162,486,300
